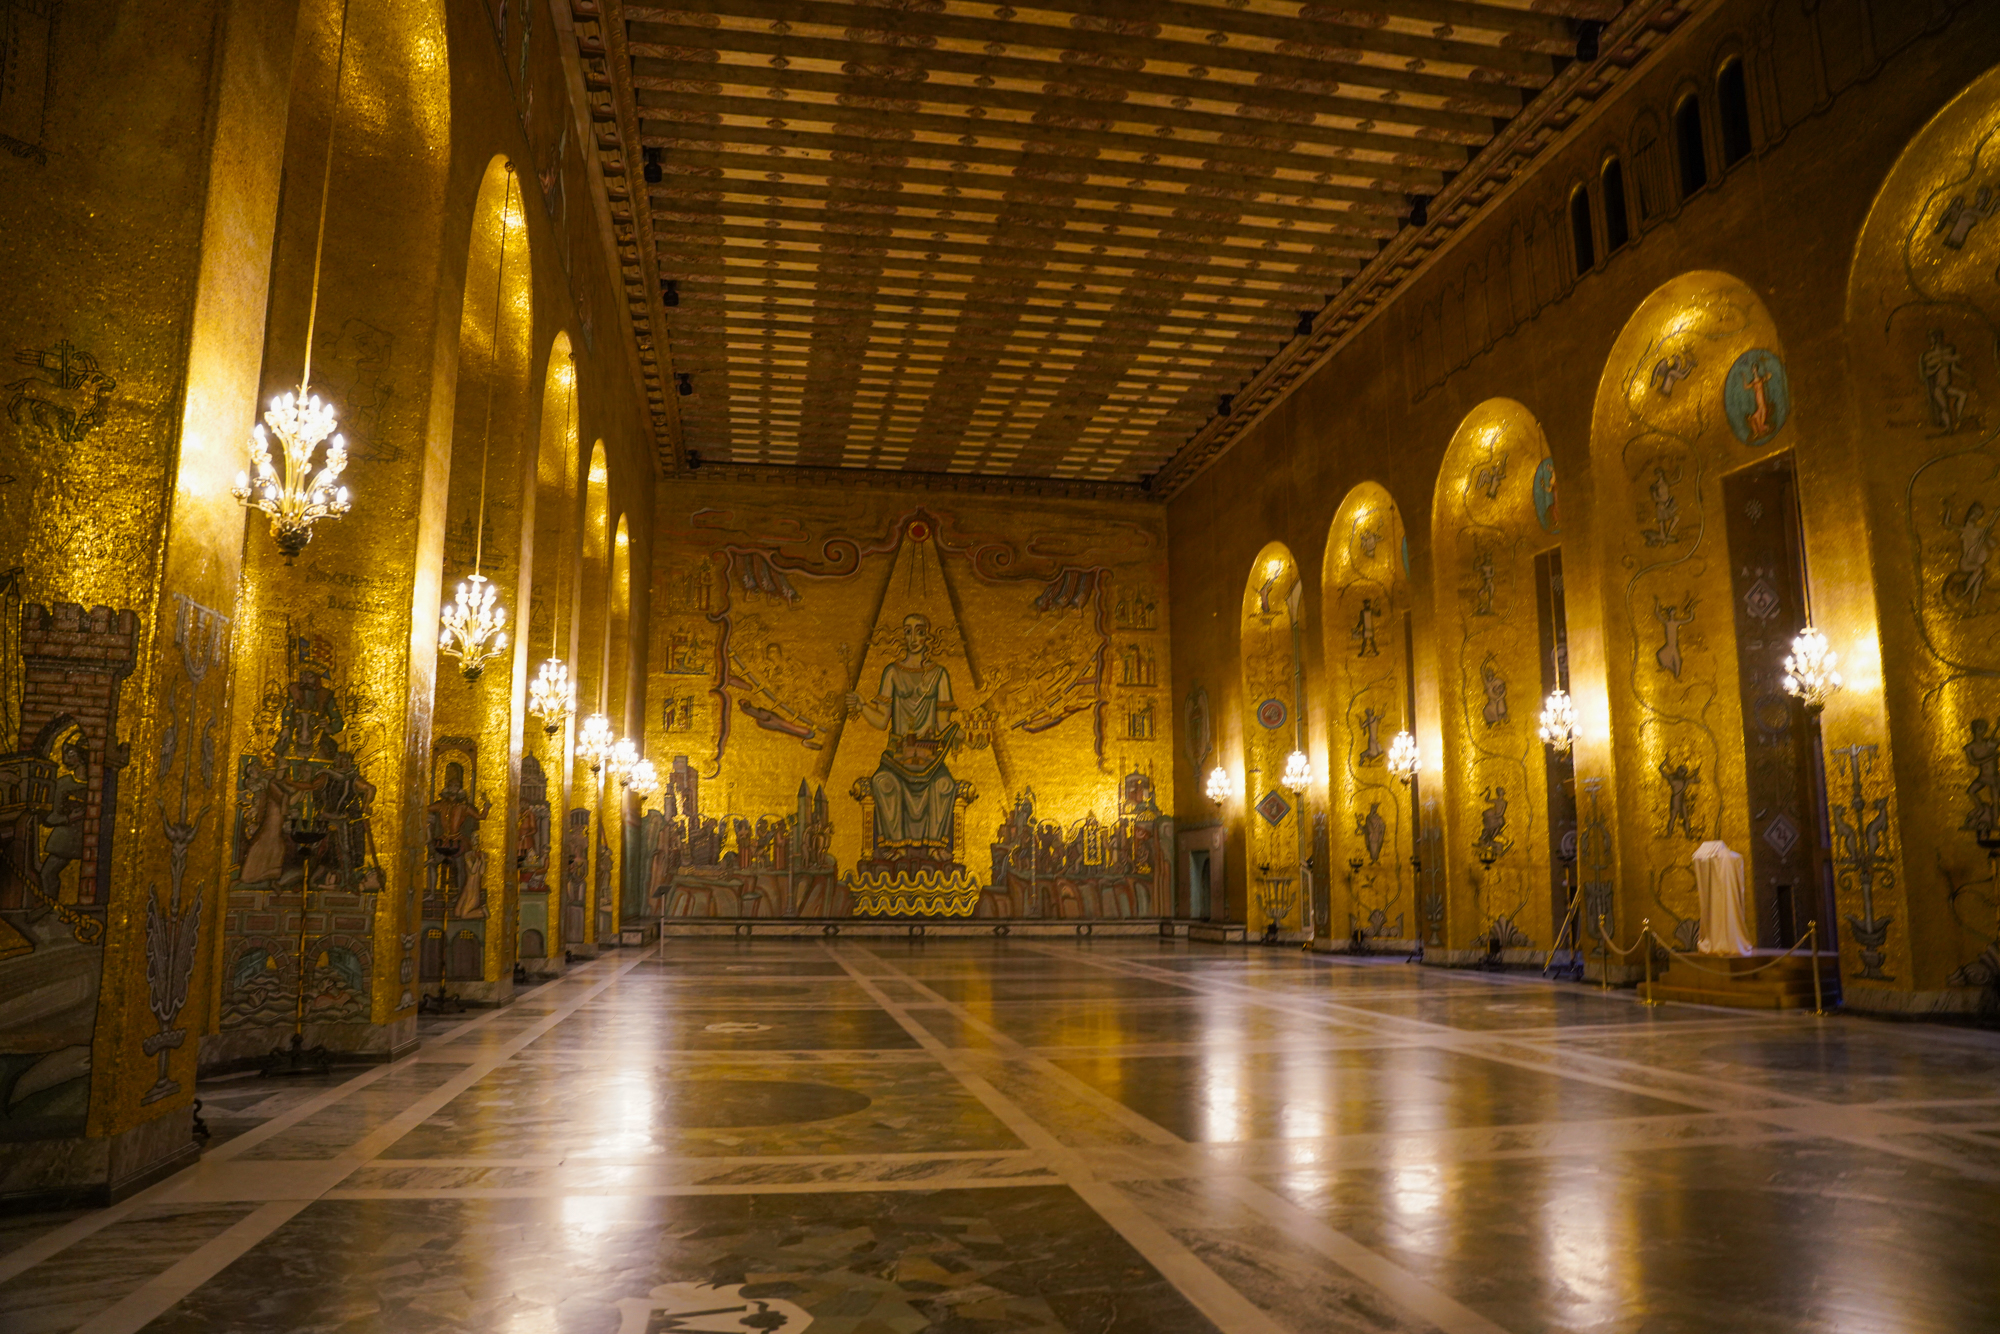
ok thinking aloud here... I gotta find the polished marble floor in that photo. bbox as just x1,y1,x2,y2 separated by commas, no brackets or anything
5,940,2000,1333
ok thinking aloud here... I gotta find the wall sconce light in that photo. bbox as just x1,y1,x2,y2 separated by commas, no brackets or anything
1783,625,1843,714
1204,765,1236,803
1281,749,1313,793
1537,688,1576,755
1387,730,1420,787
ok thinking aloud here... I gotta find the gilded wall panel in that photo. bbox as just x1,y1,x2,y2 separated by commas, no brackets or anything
1587,272,1794,952
1240,544,1305,937
644,482,1172,920
1844,64,2000,1002
1433,402,1561,955
1321,484,1414,947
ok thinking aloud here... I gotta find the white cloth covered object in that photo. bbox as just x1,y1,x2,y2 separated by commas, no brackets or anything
1691,839,1755,956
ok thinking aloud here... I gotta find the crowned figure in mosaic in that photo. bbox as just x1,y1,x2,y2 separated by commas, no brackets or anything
848,613,962,858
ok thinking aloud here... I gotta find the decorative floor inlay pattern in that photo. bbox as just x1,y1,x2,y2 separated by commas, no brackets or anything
4,940,1999,1332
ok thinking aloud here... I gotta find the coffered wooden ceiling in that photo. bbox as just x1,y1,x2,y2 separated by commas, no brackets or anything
580,0,1634,486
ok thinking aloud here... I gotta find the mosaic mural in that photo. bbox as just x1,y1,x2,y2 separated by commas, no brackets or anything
644,491,1173,918
1322,484,1413,945
0,577,136,1128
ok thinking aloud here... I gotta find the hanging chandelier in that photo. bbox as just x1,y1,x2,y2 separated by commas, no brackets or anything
440,167,518,682
1782,625,1843,714
235,394,352,559
1537,688,1576,755
237,0,357,560
628,758,659,803
1387,730,1421,787
1205,765,1236,803
439,573,507,681
578,713,615,774
1281,749,1313,793
527,657,574,734
607,738,638,787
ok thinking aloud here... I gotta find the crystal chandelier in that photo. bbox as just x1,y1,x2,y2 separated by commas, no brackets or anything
1281,749,1313,793
1782,625,1843,713
236,6,357,560
1537,688,1576,755
235,393,353,558
527,656,574,734
1387,730,1421,787
577,713,615,774
438,573,507,681
440,167,518,683
1205,765,1236,803
607,738,638,787
628,758,659,804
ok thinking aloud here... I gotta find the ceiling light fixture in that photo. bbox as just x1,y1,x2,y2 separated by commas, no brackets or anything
234,0,357,560
661,277,679,307
676,373,693,397
440,167,517,683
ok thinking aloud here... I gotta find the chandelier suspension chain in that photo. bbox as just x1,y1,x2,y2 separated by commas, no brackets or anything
300,0,354,398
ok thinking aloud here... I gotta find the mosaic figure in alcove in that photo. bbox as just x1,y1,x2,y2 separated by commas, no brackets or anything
0,576,135,1124
1591,274,1800,949
426,756,490,921
222,633,380,1031
1324,487,1409,945
1840,70,2000,990
1435,403,1556,950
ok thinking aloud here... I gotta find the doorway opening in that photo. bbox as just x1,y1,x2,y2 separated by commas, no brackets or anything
1535,549,1579,936
1722,452,1835,948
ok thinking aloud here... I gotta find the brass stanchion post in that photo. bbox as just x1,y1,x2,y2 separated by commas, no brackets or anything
1809,919,1825,1017
1640,917,1660,1006
1597,913,1608,996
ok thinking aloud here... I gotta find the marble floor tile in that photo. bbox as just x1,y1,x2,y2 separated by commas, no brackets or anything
4,941,1996,1334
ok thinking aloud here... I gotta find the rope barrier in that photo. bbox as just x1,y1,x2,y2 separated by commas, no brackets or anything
1591,917,1827,1016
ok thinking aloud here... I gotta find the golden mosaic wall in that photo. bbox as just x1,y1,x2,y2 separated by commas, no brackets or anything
643,479,1173,921
1321,485,1415,946
1432,401,1561,954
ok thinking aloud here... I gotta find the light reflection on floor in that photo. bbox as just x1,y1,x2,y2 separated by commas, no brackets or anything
2,938,1998,1333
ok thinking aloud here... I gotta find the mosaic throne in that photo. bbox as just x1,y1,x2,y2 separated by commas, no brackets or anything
846,777,980,916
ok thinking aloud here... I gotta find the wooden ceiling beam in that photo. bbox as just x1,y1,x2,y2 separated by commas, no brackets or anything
630,94,1453,192
628,41,1499,141
626,2,1542,104
642,159,1401,236
627,66,1476,166
632,119,1423,209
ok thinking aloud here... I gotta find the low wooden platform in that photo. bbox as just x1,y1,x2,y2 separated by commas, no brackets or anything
1642,949,1839,1010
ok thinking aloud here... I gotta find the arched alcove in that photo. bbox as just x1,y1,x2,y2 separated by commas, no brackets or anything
1840,64,2000,1001
1586,271,1819,956
1320,483,1414,950
1239,542,1308,938
215,0,452,1047
515,331,578,964
1432,400,1565,958
567,441,612,945
425,156,533,993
